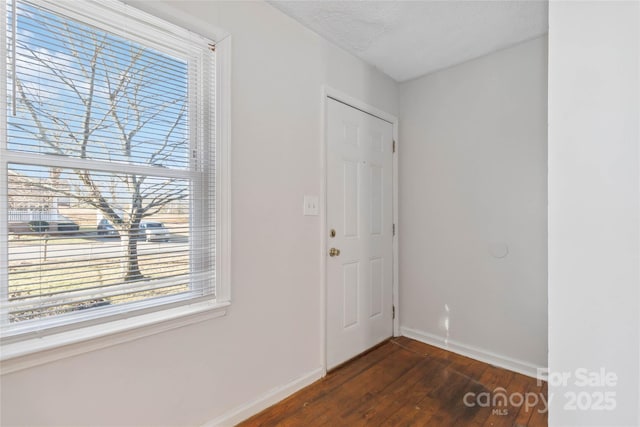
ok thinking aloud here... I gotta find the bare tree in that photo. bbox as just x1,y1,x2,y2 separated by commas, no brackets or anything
11,21,188,281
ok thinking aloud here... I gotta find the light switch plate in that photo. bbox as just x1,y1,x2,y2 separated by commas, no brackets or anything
303,195,319,216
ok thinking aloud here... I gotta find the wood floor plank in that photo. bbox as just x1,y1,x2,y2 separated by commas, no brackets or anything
343,356,448,426
276,347,424,427
391,336,456,361
338,359,431,426
525,382,548,427
424,366,486,425
381,394,440,427
237,338,547,427
481,372,531,427
512,374,545,426
240,341,400,426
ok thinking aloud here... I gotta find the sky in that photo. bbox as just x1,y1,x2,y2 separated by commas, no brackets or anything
6,0,197,218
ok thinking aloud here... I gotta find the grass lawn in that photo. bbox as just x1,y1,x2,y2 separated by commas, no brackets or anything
9,228,103,246
8,251,189,322
9,236,99,246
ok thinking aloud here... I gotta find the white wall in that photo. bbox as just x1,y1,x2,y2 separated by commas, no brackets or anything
398,37,548,375
0,2,398,425
548,1,640,425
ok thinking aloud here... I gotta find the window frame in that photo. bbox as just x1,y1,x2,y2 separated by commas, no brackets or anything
0,0,231,369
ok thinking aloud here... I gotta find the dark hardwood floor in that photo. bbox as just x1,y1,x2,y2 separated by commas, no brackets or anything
238,337,547,427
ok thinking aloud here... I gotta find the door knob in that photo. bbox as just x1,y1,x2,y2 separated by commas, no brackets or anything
329,248,341,257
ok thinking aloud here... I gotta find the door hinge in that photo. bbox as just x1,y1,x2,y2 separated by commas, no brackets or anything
392,223,395,236
392,305,396,319
392,140,396,153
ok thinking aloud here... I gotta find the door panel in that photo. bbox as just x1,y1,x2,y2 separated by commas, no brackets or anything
326,98,394,370
343,262,359,328
343,160,359,238
370,257,383,318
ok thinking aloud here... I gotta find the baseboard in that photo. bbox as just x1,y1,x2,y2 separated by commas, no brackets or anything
400,326,546,379
203,367,324,427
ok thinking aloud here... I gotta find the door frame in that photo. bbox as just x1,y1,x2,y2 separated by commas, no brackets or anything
320,86,399,374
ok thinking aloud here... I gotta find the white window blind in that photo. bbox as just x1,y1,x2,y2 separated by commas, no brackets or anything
1,0,217,339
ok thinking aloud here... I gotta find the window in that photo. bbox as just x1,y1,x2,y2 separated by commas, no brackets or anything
1,0,228,344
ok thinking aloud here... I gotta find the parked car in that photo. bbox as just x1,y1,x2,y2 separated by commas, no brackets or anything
31,217,79,233
56,220,80,232
139,222,170,242
28,220,49,234
97,219,119,237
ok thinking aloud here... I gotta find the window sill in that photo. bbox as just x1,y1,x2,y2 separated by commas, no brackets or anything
0,300,230,375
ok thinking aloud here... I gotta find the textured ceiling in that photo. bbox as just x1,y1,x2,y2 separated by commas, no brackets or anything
269,1,548,82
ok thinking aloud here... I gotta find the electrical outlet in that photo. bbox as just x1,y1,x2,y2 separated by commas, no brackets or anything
303,195,319,216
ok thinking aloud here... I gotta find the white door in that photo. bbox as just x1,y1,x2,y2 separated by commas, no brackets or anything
326,97,394,370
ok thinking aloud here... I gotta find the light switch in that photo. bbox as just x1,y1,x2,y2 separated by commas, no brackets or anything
303,195,319,216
